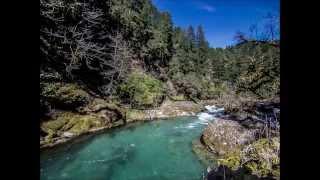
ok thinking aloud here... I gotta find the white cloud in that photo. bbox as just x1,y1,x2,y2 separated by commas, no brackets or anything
201,4,216,12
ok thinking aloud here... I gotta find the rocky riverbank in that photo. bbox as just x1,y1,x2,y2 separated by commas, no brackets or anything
40,98,204,150
126,99,202,121
193,99,280,180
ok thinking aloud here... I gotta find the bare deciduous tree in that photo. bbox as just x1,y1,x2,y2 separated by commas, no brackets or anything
99,31,133,95
40,0,134,95
234,12,279,45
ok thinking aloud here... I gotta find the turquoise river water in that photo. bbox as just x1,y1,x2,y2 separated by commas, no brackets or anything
40,115,216,180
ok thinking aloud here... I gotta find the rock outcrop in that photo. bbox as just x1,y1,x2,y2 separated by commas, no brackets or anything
40,98,204,149
201,119,256,156
198,118,280,180
40,96,126,149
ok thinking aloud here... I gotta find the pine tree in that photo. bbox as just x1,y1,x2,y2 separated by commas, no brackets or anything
195,25,209,74
196,25,209,50
170,27,193,75
144,11,173,74
159,12,173,66
186,26,196,49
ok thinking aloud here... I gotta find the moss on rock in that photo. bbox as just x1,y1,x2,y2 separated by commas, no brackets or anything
217,137,280,179
64,115,104,134
168,94,187,101
199,118,279,179
217,150,242,171
41,113,70,132
84,98,126,121
41,112,106,137
126,109,147,122
43,129,56,144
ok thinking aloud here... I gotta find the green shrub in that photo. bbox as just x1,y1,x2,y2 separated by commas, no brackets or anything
242,137,280,178
119,71,165,108
172,72,228,100
171,73,202,99
217,150,242,171
201,81,228,99
41,82,89,109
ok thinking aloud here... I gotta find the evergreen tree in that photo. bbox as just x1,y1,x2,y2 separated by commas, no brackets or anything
144,11,173,75
159,12,173,66
196,25,209,50
170,27,193,75
195,25,210,74
186,26,196,49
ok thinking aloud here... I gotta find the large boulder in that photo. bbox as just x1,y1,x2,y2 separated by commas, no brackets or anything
201,119,256,156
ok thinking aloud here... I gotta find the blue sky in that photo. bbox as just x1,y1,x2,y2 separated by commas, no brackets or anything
152,0,280,48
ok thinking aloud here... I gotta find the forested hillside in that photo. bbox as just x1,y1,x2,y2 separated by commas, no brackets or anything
40,0,279,117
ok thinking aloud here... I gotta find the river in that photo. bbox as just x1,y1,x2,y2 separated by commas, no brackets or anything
40,106,223,180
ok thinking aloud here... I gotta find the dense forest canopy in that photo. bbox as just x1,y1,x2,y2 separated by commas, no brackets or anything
40,0,279,114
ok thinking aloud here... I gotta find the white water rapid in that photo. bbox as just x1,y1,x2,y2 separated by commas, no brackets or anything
176,105,225,129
